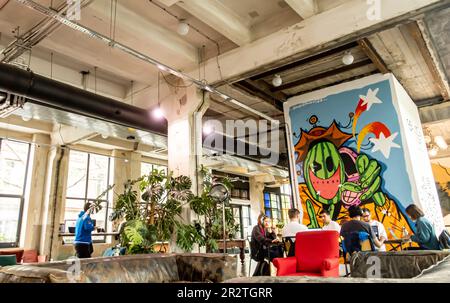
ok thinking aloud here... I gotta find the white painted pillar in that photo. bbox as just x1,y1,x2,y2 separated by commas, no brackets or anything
21,134,51,250
161,86,208,251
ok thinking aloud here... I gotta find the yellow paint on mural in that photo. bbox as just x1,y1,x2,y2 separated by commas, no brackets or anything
298,184,417,250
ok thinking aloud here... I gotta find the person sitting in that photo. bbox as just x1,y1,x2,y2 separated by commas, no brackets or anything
340,206,383,254
282,208,308,239
404,204,441,250
319,209,341,233
250,214,283,276
361,208,387,251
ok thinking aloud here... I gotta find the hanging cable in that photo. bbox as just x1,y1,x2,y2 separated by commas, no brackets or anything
94,66,97,94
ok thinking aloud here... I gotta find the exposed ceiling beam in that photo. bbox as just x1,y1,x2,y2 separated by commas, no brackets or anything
196,0,448,86
405,21,450,101
357,38,390,74
285,0,318,19
176,0,252,46
86,0,198,64
271,58,373,92
250,41,358,81
158,0,179,7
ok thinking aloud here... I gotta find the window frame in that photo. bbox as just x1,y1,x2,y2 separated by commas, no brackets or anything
0,138,32,248
263,187,293,226
64,150,112,244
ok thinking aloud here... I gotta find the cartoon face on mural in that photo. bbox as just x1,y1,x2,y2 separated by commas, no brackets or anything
290,82,414,239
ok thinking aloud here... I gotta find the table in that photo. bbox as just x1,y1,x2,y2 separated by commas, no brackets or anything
216,239,246,266
58,232,120,237
384,238,411,251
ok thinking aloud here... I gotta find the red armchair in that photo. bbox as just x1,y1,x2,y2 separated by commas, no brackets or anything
273,230,340,277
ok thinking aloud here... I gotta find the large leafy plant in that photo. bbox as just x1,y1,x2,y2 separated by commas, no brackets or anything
110,168,194,254
187,166,240,252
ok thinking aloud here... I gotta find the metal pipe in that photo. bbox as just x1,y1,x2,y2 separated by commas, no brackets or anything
0,62,168,135
14,0,278,123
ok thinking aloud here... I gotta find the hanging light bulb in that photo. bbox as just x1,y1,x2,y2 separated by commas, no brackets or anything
177,20,189,36
428,145,439,157
342,51,354,65
272,74,282,87
153,106,164,119
434,136,448,150
203,124,213,135
21,113,32,122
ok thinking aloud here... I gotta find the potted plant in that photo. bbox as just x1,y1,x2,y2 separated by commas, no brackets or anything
184,166,240,252
109,168,195,254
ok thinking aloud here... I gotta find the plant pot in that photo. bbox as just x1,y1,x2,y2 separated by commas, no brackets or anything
153,242,170,253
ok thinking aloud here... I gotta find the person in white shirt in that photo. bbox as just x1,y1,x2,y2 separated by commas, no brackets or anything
319,209,341,233
282,208,308,239
362,208,387,251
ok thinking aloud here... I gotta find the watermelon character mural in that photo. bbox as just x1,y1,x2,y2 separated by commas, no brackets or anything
287,79,416,241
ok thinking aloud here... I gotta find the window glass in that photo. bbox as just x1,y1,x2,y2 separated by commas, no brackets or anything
66,151,88,198
0,197,21,243
87,154,109,199
0,140,29,195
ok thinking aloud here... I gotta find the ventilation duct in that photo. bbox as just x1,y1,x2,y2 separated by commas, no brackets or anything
0,62,167,136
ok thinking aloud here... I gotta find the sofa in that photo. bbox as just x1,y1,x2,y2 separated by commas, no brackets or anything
349,250,450,278
0,253,237,283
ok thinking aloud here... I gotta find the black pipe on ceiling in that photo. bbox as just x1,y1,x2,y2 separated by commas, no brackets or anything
0,62,168,136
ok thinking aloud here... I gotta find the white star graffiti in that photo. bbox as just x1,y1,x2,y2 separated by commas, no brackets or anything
360,88,382,111
369,132,401,158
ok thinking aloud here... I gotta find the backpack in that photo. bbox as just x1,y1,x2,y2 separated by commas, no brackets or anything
438,230,450,249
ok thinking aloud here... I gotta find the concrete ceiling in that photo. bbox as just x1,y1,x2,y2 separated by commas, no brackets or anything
0,0,449,168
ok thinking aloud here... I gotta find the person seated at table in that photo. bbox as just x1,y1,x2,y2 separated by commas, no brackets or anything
282,208,308,240
319,209,341,233
404,204,441,250
362,208,387,251
340,206,383,253
250,214,283,275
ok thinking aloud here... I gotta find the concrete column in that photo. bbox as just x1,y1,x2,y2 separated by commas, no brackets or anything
112,150,142,195
161,86,208,252
21,134,51,250
249,176,266,225
39,146,69,260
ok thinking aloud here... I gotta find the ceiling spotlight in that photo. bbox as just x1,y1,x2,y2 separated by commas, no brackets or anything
434,136,448,150
272,74,282,87
101,134,109,139
153,107,164,119
342,51,354,65
428,145,439,157
177,20,189,36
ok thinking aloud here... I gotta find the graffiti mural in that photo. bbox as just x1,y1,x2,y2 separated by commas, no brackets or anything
287,79,416,239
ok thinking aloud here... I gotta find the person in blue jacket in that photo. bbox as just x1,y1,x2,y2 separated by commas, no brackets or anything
74,202,96,258
405,204,441,250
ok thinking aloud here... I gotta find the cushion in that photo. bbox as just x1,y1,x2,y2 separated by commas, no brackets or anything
0,249,24,263
0,255,17,266
22,250,38,263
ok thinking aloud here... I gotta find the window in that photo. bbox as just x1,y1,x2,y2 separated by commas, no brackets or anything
64,150,113,243
0,139,31,248
264,185,293,226
230,204,251,239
